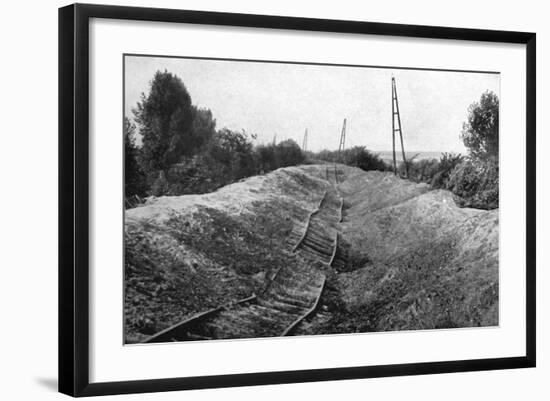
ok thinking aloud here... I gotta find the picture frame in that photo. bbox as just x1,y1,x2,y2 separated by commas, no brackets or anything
59,3,536,397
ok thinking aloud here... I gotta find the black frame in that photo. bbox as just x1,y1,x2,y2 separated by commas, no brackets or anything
59,3,536,397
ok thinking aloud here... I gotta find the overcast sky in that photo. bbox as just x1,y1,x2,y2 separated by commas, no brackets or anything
124,55,499,153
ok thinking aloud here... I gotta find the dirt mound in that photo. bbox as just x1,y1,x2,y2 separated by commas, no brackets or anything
125,164,499,342
330,167,499,332
124,167,328,343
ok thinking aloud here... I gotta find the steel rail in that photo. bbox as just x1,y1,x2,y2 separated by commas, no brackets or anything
292,190,327,252
280,275,327,336
141,293,257,343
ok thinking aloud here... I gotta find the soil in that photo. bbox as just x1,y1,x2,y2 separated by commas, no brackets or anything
124,164,498,342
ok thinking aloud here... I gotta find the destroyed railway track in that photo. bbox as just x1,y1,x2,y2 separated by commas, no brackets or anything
293,188,346,269
143,263,326,342
143,186,345,344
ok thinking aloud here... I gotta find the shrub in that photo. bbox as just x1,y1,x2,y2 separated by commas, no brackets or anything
403,158,439,183
275,139,305,168
311,146,388,172
461,91,499,160
430,152,464,188
124,117,147,206
446,157,499,209
129,70,307,197
400,152,463,187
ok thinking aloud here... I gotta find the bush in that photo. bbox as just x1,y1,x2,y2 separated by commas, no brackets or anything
129,70,307,198
402,157,439,183
275,139,305,168
400,152,463,187
446,157,499,209
124,118,147,206
430,152,464,189
461,91,499,160
311,146,388,172
151,134,306,196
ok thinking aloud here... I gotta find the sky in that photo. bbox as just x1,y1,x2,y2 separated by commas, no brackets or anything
124,55,499,154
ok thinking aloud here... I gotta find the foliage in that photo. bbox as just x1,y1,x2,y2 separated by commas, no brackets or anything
275,139,305,168
402,152,463,187
446,157,499,209
124,117,147,205
190,106,216,146
400,92,500,210
127,70,306,198
461,91,499,160
164,136,305,195
430,152,465,188
310,146,388,172
133,70,196,175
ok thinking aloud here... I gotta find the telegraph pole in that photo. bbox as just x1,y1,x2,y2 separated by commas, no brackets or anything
335,118,347,183
338,118,346,162
391,77,408,178
302,128,308,152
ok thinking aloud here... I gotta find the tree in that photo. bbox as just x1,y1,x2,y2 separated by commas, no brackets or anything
209,129,257,180
124,117,146,201
346,146,387,172
190,107,216,146
133,70,195,175
461,91,499,160
275,139,304,168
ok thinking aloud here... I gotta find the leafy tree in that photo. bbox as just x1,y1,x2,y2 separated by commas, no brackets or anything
461,91,499,160
211,129,257,180
124,117,146,202
190,107,216,146
275,139,304,167
255,144,277,173
133,70,196,175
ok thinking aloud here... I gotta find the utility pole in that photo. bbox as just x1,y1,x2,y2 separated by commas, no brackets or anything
272,133,277,145
392,77,408,178
335,118,347,183
302,128,308,152
338,118,346,161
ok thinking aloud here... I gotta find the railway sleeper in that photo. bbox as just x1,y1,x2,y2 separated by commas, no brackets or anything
266,281,321,300
297,242,331,255
303,235,334,250
301,242,333,256
305,229,334,242
306,227,331,240
304,229,334,242
302,248,330,263
269,292,314,307
258,300,307,315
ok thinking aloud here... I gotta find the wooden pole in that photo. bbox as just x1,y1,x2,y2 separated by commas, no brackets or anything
393,78,408,178
391,78,397,175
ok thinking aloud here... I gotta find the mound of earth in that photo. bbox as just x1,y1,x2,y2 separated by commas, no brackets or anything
124,167,328,343
315,165,498,333
125,164,498,342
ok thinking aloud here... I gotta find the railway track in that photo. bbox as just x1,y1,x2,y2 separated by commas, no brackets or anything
293,187,346,270
143,181,347,343
143,263,325,342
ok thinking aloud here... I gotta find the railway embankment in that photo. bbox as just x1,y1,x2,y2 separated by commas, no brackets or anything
125,164,498,343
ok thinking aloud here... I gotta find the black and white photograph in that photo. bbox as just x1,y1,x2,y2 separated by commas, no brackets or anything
123,55,499,344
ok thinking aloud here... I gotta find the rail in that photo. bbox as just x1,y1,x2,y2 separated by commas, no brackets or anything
142,293,257,343
292,190,327,252
280,276,327,336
